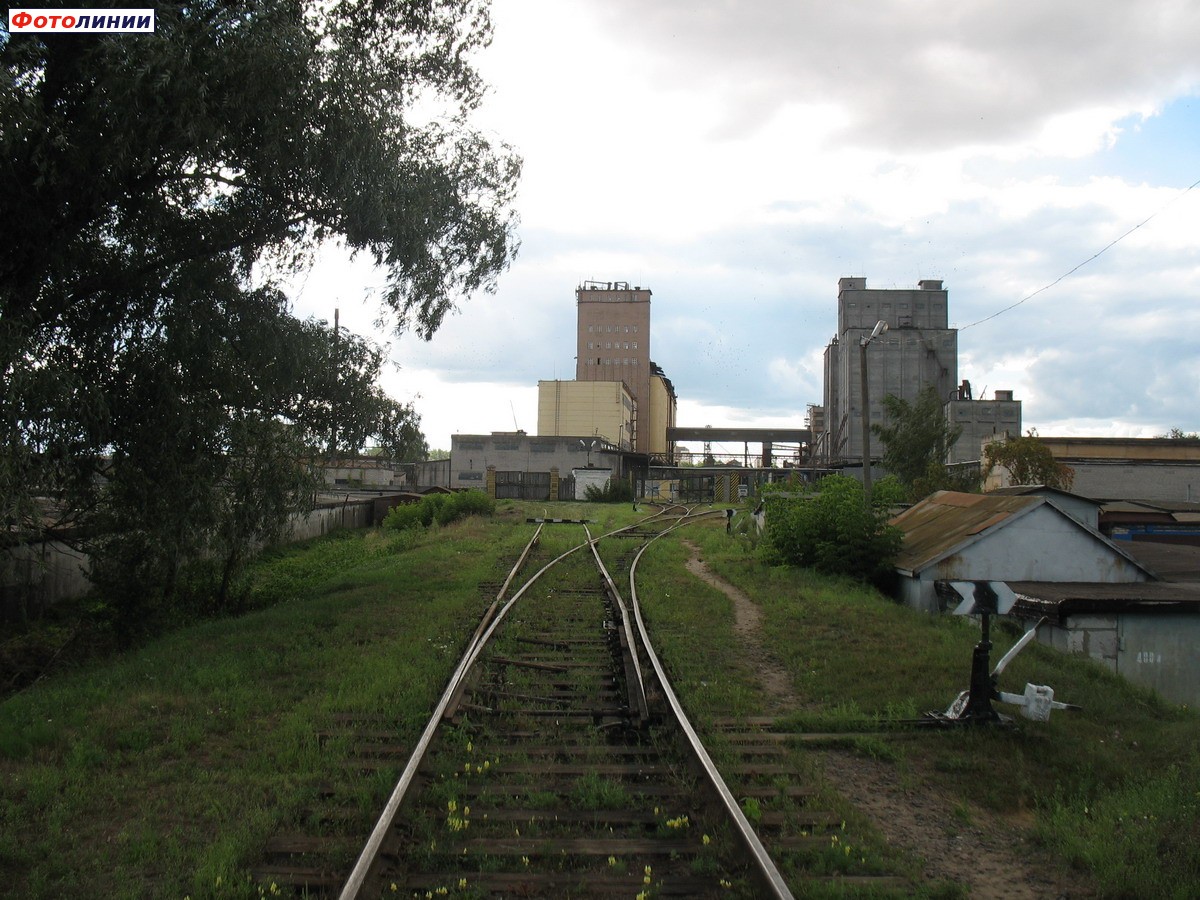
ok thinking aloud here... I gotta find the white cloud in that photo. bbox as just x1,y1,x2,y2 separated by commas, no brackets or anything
383,367,540,450
281,0,1200,449
586,0,1200,152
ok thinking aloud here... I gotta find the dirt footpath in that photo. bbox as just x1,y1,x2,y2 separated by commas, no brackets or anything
682,542,1088,898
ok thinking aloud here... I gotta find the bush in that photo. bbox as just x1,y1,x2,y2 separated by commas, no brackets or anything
760,474,903,583
383,501,426,531
441,490,496,521
383,491,494,531
584,477,634,503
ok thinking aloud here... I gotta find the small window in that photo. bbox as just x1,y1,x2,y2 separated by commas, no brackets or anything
588,325,594,333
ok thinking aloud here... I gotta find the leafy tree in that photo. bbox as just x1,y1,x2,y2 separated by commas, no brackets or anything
1,1,519,630
984,430,1074,490
760,474,904,583
872,385,972,499
1,0,520,341
1160,428,1200,440
82,289,418,633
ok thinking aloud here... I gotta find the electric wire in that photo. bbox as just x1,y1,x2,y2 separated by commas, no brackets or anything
960,174,1200,331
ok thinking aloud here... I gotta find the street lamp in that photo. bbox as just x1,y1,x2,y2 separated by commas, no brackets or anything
859,320,889,499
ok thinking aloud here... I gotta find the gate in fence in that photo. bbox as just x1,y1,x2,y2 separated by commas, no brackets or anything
495,471,553,501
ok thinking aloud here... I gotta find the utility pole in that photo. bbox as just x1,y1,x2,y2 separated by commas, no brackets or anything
859,320,888,500
330,307,339,457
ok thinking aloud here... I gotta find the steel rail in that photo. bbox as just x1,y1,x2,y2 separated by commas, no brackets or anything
626,511,796,900
339,509,685,899
338,523,549,900
585,524,652,720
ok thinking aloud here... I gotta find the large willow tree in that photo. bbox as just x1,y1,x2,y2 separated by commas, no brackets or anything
0,1,521,628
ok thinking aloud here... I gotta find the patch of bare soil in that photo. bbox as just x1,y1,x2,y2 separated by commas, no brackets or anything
681,541,799,712
820,750,1087,898
682,542,1090,898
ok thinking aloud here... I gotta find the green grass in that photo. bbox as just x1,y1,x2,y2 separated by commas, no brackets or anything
0,511,543,898
2,500,1198,897
645,514,1200,897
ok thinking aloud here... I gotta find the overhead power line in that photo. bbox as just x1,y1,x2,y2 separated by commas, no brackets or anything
961,174,1200,331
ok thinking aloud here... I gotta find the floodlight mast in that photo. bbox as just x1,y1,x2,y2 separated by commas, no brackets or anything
859,320,889,498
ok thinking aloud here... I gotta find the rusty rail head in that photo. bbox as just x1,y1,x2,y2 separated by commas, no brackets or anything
338,522,554,900
339,508,706,900
627,512,796,900
585,524,649,721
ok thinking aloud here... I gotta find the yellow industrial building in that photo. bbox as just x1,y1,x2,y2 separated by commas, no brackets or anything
537,380,634,450
535,281,677,460
537,366,677,459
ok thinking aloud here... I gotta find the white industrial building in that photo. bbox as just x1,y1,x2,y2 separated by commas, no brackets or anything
891,491,1153,614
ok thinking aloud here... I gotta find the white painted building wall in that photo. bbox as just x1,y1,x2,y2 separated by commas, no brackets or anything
573,467,613,500
1025,611,1200,706
900,504,1150,612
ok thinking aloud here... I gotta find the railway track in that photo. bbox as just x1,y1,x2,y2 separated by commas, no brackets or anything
256,506,909,898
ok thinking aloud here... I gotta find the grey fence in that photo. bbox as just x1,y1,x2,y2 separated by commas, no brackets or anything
496,471,553,501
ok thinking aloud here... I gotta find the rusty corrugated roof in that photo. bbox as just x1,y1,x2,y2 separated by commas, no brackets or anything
988,484,1100,504
890,491,1043,575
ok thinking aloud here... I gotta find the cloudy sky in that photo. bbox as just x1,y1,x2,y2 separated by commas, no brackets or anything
289,0,1200,452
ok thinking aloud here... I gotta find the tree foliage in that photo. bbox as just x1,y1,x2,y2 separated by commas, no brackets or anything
984,431,1074,490
2,0,520,340
872,385,973,499
761,475,905,583
1,0,519,632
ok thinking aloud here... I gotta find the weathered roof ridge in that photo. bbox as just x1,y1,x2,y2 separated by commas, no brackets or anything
891,491,1043,575
891,490,1157,580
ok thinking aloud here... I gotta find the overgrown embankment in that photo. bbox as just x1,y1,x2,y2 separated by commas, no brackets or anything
1,501,1197,898
645,518,1200,898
